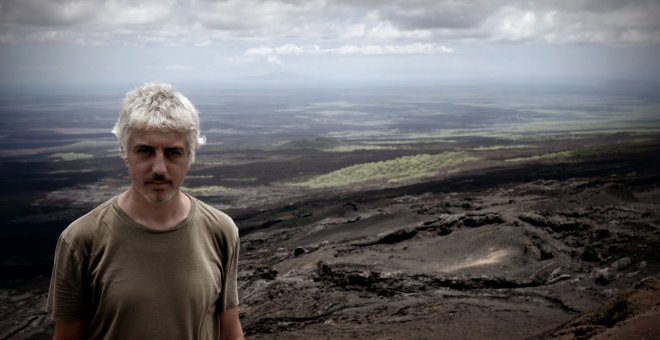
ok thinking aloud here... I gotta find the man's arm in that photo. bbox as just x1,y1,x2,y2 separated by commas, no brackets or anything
53,319,84,340
219,307,244,340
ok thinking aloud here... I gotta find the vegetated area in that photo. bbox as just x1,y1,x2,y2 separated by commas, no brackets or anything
1,85,659,339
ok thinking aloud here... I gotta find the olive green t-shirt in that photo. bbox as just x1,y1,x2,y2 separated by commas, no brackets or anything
46,195,240,339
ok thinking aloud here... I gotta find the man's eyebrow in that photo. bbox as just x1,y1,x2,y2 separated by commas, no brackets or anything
165,147,186,154
133,144,154,149
133,145,186,152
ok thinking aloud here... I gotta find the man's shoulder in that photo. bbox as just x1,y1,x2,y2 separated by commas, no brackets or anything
191,196,238,236
61,196,117,243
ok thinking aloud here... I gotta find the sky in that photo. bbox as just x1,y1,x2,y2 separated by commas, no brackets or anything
1,0,660,87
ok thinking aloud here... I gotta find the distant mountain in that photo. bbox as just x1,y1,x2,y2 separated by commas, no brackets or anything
239,72,318,83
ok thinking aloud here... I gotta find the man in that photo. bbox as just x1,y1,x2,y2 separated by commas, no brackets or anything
47,83,244,340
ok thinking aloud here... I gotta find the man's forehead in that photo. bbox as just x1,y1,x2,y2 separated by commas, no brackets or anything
128,129,187,147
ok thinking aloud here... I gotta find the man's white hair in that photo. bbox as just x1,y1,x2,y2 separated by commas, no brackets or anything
112,82,206,165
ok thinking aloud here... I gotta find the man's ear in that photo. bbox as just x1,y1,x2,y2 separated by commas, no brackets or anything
121,147,129,166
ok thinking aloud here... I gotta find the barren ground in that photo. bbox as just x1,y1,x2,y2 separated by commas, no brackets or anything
1,138,659,340
232,153,660,339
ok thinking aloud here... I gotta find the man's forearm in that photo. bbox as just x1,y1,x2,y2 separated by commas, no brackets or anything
53,319,84,340
219,307,244,340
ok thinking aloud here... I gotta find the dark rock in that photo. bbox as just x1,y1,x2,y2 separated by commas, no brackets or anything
594,296,629,326
293,247,306,256
260,219,283,229
611,257,633,271
420,214,463,231
316,261,332,278
438,226,452,236
518,213,586,233
315,261,378,288
373,228,418,245
519,213,551,228
593,268,614,285
593,228,611,240
255,267,278,280
582,246,601,262
462,213,504,227
527,241,555,261
343,201,358,211
294,211,313,218
602,182,639,202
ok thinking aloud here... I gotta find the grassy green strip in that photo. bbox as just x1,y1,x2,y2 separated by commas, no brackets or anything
505,143,643,163
182,185,226,194
49,152,94,161
288,151,480,189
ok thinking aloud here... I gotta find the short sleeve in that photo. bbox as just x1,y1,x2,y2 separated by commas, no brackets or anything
46,235,86,320
217,226,240,313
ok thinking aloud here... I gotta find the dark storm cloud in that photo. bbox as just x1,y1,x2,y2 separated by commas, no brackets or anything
332,0,497,29
0,0,96,26
0,0,175,27
1,0,659,45
330,0,660,44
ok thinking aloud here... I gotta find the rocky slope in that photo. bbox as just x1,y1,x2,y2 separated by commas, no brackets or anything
2,157,659,339
234,160,660,339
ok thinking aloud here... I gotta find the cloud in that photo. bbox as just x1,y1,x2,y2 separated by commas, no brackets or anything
0,0,96,26
243,43,454,56
332,43,454,55
241,42,454,65
366,0,660,45
0,0,174,27
195,0,326,33
1,0,659,46
484,6,544,42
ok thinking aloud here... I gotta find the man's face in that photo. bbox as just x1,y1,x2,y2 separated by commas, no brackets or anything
125,129,190,204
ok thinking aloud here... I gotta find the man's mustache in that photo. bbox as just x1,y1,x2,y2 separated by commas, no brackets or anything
148,174,171,182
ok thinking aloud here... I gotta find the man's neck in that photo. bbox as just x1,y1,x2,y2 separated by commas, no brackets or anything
118,187,191,231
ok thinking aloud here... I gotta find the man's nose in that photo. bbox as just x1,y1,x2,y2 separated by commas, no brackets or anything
152,151,167,175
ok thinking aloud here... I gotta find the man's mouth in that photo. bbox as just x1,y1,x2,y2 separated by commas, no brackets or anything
147,181,171,187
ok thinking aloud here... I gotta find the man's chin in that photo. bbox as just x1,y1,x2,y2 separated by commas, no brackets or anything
140,189,178,204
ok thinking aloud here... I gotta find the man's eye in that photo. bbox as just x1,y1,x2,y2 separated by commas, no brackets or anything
166,149,183,156
136,148,151,154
